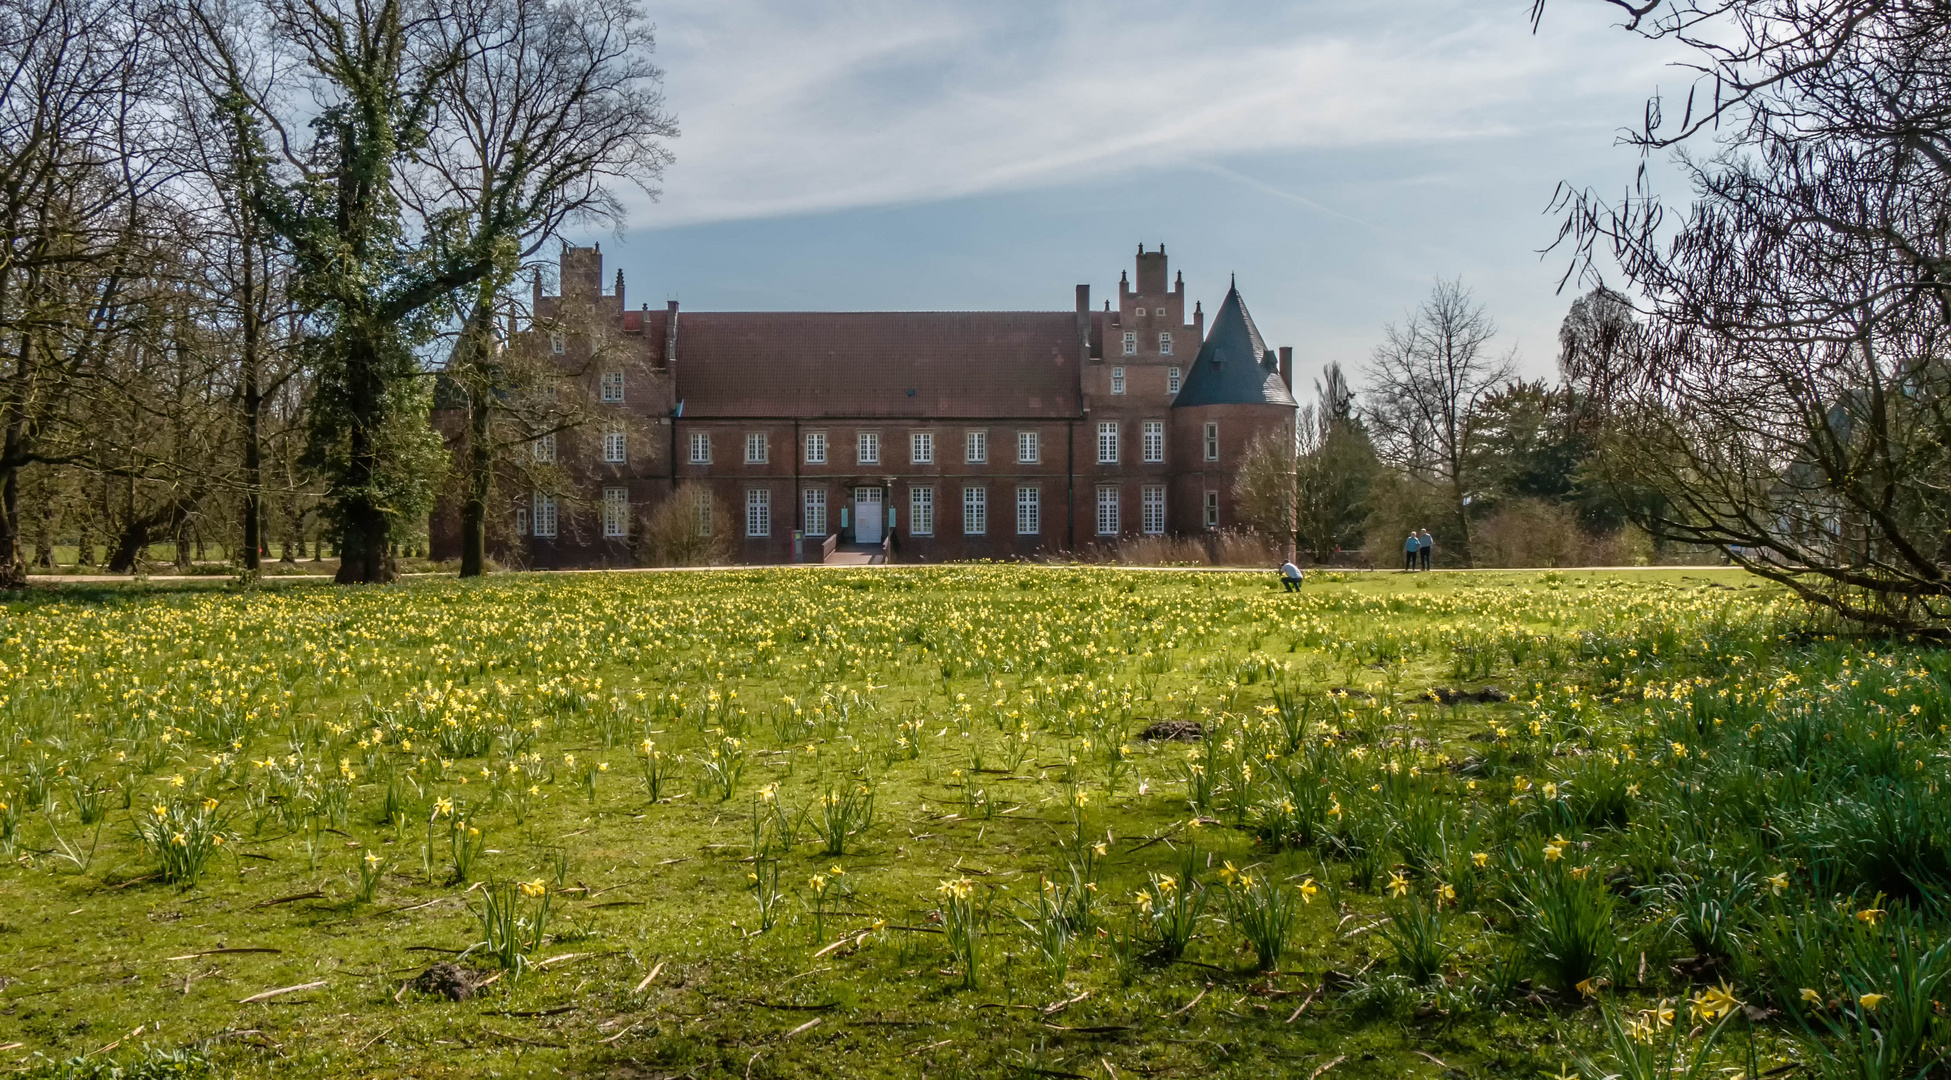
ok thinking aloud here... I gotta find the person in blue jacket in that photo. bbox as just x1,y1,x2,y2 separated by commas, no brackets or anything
1404,531,1420,571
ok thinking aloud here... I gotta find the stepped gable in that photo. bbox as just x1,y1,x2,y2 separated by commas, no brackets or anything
672,311,1082,419
1171,284,1298,409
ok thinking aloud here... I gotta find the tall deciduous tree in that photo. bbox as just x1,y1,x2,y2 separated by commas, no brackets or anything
192,0,492,582
408,0,674,578
1542,0,1951,633
0,0,160,587
1362,279,1515,567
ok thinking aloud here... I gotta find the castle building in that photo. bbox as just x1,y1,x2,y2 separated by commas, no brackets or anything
430,244,1297,566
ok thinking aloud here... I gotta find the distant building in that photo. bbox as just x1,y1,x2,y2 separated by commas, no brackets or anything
429,244,1297,566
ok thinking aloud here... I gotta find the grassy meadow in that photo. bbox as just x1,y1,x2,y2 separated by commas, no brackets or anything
1,566,1948,1079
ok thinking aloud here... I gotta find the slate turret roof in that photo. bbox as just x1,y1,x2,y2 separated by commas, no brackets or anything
1173,283,1298,409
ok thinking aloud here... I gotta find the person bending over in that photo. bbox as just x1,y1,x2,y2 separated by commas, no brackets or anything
1279,560,1304,592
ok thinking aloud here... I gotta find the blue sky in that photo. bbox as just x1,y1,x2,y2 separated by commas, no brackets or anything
588,1,1689,388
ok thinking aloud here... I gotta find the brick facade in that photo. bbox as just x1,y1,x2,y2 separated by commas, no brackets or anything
429,245,1297,567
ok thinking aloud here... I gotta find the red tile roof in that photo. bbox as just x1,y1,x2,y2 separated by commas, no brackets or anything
671,312,1082,418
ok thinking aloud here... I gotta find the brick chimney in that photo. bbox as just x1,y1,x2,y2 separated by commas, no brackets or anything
1278,347,1293,390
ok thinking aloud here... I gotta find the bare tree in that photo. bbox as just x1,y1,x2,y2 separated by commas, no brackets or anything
1362,280,1515,566
1542,1,1951,633
0,0,162,587
1231,426,1296,554
405,0,675,577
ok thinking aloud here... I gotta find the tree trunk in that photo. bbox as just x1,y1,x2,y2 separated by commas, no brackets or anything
107,520,151,573
0,461,22,589
334,330,394,584
460,380,492,577
239,228,263,575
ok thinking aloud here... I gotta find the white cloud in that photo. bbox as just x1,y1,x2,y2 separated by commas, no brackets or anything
637,0,1679,226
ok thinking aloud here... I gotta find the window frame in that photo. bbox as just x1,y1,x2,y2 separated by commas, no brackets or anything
694,488,713,536
1142,420,1165,464
910,431,934,465
964,429,987,464
1095,485,1119,536
1122,331,1137,356
804,432,827,464
1159,332,1173,355
532,492,558,538
1142,485,1166,535
600,370,625,403
603,429,627,464
1168,366,1182,395
908,485,935,536
1204,490,1220,529
688,431,711,465
1203,421,1220,461
1096,421,1119,465
745,431,768,465
602,486,628,538
963,486,986,535
1016,430,1040,465
745,488,770,538
532,431,557,464
1110,366,1125,395
804,488,828,536
1015,485,1040,535
857,431,880,465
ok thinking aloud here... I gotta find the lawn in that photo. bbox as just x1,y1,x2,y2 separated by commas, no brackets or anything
1,566,1946,1079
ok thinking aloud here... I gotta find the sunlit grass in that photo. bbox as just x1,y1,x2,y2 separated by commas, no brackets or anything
0,566,1945,1078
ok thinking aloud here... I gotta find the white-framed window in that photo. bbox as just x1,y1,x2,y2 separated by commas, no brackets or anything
745,432,768,464
1203,422,1219,461
1204,490,1220,529
1016,486,1040,535
910,431,934,465
1016,430,1039,464
909,486,934,536
1122,331,1136,356
805,432,827,464
532,492,558,538
1159,332,1173,355
1096,421,1119,464
965,430,987,464
688,431,711,464
1096,486,1119,536
857,431,880,464
529,432,556,464
1168,366,1182,395
1142,485,1166,535
694,488,713,536
1155,307,1166,318
600,370,625,402
804,488,827,536
1142,420,1165,463
602,487,628,538
603,429,627,463
963,486,986,535
746,488,770,538
1111,366,1125,395
515,506,528,536
549,332,565,355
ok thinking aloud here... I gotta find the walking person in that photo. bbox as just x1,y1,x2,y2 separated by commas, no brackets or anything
1419,529,1433,571
1279,559,1304,592
1404,531,1420,571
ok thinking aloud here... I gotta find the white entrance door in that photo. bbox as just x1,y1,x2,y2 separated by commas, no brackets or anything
853,487,883,544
